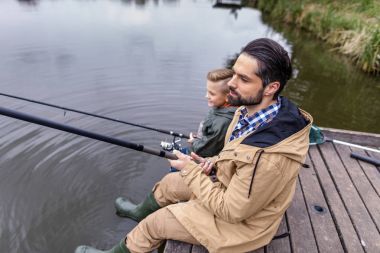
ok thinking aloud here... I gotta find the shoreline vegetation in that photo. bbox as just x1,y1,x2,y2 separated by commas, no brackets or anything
245,0,380,75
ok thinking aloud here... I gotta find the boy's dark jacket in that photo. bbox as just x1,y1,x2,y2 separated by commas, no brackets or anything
191,106,236,157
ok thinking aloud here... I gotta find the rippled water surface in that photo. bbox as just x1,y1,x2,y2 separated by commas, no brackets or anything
0,0,379,252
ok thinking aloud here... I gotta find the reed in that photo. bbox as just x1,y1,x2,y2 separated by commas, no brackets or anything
255,0,380,75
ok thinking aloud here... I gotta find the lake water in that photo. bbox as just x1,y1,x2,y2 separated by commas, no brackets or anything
0,0,379,252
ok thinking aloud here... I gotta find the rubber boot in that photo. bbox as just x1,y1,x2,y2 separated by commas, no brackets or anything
74,239,130,253
115,192,160,222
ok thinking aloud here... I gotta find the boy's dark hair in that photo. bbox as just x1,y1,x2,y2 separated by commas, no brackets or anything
242,38,292,98
207,68,234,94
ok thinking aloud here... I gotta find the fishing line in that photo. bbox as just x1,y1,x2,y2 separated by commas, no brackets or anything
0,92,189,139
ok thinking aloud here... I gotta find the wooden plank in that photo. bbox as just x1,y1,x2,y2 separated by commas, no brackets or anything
350,149,380,196
163,224,287,253
266,217,291,253
286,177,318,253
309,146,364,253
319,143,380,252
369,150,380,160
320,127,380,147
367,150,380,171
337,146,380,231
163,238,269,252
164,241,265,253
164,240,191,253
300,153,344,252
190,244,208,253
163,220,288,253
249,246,265,253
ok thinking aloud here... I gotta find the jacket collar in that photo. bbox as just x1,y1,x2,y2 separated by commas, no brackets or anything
241,96,310,148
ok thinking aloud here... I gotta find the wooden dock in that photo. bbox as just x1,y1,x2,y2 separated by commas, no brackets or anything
164,129,380,253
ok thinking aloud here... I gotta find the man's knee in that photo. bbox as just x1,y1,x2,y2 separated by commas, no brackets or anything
158,172,184,192
152,172,191,206
126,207,199,252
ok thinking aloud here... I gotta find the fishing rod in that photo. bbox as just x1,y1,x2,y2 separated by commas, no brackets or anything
0,92,190,139
350,152,380,167
0,107,177,160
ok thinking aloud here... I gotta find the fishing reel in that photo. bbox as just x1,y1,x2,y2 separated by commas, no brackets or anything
160,136,183,152
160,136,185,152
161,135,217,178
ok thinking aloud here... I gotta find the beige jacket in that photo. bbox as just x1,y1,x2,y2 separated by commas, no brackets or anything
168,98,313,253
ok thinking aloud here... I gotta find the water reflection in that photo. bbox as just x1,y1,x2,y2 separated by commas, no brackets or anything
0,1,284,252
16,0,176,7
213,0,242,9
0,0,379,252
118,0,177,7
223,52,238,69
213,0,243,19
17,0,38,5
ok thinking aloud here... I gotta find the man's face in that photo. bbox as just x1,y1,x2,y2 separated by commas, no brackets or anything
227,53,264,106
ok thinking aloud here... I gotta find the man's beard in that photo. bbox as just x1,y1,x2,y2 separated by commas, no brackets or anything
227,87,264,106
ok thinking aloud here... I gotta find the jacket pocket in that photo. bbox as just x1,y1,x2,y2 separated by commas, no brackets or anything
214,149,256,165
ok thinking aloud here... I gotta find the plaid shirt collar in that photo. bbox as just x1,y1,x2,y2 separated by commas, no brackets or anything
229,97,282,142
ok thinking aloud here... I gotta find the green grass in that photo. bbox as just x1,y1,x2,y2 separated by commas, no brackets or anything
255,0,380,75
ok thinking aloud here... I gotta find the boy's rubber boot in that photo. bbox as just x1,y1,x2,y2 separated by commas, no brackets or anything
74,239,130,253
115,192,161,222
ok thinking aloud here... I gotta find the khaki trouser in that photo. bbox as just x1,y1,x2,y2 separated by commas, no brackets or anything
126,172,200,253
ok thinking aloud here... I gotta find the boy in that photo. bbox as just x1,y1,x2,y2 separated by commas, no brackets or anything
188,68,236,157
115,69,236,217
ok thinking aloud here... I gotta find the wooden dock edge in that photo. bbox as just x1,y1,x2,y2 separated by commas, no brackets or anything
320,127,380,147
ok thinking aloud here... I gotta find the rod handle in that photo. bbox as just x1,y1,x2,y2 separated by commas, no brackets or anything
350,152,380,166
165,152,178,160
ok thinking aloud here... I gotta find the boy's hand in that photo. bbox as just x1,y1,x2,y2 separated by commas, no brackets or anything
187,132,197,144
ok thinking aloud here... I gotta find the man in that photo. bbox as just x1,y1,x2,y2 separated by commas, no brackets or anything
75,38,312,253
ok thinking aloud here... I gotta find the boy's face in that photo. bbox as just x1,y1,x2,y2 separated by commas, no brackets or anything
206,80,228,108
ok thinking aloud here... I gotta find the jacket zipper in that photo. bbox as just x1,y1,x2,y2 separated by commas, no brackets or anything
248,149,264,198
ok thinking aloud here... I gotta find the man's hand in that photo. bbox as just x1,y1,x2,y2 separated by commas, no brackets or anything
191,152,214,175
168,150,214,175
168,150,193,171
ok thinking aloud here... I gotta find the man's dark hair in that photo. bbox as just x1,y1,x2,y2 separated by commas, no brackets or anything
242,38,292,98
